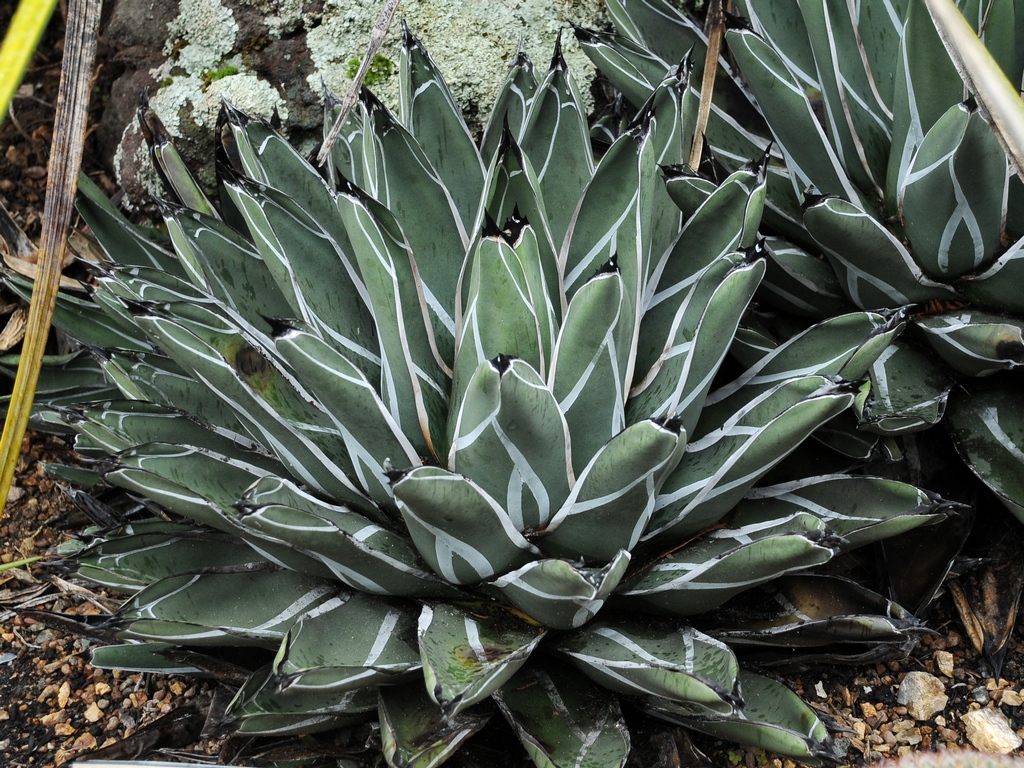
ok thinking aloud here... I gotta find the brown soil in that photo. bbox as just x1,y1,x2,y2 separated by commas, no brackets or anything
1,6,1024,768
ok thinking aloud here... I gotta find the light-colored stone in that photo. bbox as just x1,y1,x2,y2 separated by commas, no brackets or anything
1001,688,1023,707
962,707,1023,753
934,649,954,677
896,671,948,721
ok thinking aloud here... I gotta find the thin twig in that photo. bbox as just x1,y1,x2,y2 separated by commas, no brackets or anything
688,0,725,170
316,0,401,166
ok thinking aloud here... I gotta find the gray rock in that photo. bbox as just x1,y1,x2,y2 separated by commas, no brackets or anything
896,671,948,721
97,0,610,208
961,707,1023,754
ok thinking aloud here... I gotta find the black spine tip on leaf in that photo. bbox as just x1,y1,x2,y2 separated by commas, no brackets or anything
152,196,184,219
221,99,252,128
548,29,568,74
723,10,753,31
335,171,367,202
676,49,694,83
801,192,833,211
359,86,385,114
658,416,684,435
741,238,767,263
594,254,620,277
121,298,159,318
504,206,529,237
482,211,505,240
265,317,299,338
386,467,413,486
491,354,514,374
747,143,772,180
512,37,532,72
401,18,416,49
570,23,598,45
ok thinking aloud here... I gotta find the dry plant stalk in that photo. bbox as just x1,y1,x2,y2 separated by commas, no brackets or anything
0,0,102,515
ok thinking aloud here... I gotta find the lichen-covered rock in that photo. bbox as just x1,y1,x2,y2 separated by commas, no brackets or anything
98,0,609,207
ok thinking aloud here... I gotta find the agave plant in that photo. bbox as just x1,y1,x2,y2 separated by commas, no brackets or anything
38,25,962,768
580,0,1024,527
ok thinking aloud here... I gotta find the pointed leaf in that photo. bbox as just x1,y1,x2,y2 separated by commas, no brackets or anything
274,592,421,694
803,196,959,309
418,603,545,718
901,101,1007,278
379,682,490,768
449,356,572,532
489,551,631,631
541,419,685,562
494,662,630,768
393,466,540,585
556,619,739,712
119,569,338,646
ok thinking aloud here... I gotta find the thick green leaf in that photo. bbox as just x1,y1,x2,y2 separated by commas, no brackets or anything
651,377,855,543
119,568,338,646
959,235,1024,312
803,196,958,308
130,308,368,505
399,24,485,235
885,0,965,208
549,261,633,473
74,520,262,591
735,474,958,550
725,26,864,207
620,514,837,615
901,101,1007,278
705,574,926,656
489,551,630,631
798,0,892,195
520,36,595,248
645,671,834,764
573,26,668,109
228,664,377,736
855,340,953,435
379,682,490,768
628,250,765,435
556,619,739,711
481,47,538,163
89,642,204,676
335,181,450,460
449,356,572,532
701,311,901,429
235,478,456,598
222,173,379,381
418,602,545,717
160,200,293,326
914,310,1024,376
273,321,421,508
759,236,855,319
76,173,183,275
541,419,685,562
452,218,559,422
360,89,467,364
947,383,1024,522
274,592,421,694
494,662,630,768
393,466,540,585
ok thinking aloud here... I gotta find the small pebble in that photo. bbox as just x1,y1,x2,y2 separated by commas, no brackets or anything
1001,689,1023,707
935,650,954,677
897,671,948,721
